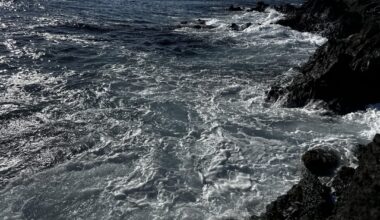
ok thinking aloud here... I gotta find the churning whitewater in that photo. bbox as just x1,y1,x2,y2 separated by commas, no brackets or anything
0,0,379,219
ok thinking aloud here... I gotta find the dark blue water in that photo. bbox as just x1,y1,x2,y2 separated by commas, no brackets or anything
0,0,379,219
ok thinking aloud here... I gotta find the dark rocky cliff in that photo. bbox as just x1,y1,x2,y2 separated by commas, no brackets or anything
266,0,380,114
252,0,380,219
252,134,380,220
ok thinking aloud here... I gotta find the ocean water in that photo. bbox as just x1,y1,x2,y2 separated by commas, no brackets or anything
0,0,379,219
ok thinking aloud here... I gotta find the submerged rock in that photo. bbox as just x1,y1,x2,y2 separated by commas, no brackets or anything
176,19,216,30
230,23,240,31
302,148,340,176
266,0,380,114
227,5,244,12
230,22,252,31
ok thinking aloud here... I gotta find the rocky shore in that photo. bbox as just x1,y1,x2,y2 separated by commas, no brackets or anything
243,0,380,219
252,134,380,220
266,0,380,114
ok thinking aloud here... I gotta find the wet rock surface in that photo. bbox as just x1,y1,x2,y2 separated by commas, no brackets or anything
253,134,380,220
261,172,333,220
176,19,216,30
230,22,252,31
330,134,380,220
331,166,355,198
266,0,380,114
302,148,340,177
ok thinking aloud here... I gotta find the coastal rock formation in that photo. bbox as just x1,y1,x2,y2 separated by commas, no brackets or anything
330,134,380,220
254,134,380,220
331,166,355,198
302,148,340,176
261,172,333,220
266,0,380,114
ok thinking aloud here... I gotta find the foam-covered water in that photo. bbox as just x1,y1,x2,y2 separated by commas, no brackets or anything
0,0,379,219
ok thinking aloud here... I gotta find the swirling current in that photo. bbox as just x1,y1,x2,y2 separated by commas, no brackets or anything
0,0,379,219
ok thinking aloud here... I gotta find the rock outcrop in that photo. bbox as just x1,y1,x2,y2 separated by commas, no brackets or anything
301,148,340,177
253,134,380,220
261,172,333,220
330,134,380,220
266,0,380,114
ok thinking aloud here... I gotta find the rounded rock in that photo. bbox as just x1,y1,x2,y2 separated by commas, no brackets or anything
302,148,340,176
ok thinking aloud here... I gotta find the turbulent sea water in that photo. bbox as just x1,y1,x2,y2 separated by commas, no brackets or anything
0,0,379,219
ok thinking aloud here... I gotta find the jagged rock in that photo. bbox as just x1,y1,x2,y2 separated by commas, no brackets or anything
254,134,380,220
331,166,355,198
230,23,240,31
262,172,333,220
302,148,340,176
267,0,380,114
276,0,363,39
230,22,252,31
330,134,380,220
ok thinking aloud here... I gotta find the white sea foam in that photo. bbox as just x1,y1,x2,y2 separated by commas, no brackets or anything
0,2,375,220
343,108,380,139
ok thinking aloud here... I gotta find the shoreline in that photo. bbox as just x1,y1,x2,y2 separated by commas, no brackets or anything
243,0,380,219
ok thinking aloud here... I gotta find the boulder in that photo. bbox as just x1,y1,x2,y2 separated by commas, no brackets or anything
302,148,340,177
230,23,240,31
230,23,252,31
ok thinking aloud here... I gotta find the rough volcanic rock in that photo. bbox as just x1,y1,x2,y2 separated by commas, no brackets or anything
253,134,380,220
302,148,340,176
261,172,333,220
267,0,380,114
276,0,364,39
331,166,355,198
329,134,380,220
